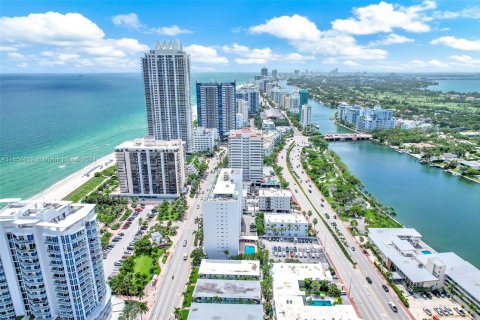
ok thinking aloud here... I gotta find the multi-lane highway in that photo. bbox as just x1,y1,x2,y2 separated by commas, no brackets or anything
279,130,412,320
148,154,220,320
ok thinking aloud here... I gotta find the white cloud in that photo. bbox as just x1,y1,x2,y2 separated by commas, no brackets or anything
344,60,360,66
248,15,387,60
433,7,480,19
17,62,28,68
332,1,435,35
112,13,191,36
1,12,105,46
7,52,26,60
431,36,480,51
151,25,192,36
184,45,228,64
0,12,148,70
0,46,18,52
369,33,415,46
249,14,321,41
449,55,480,67
112,13,143,30
408,59,448,68
222,43,314,65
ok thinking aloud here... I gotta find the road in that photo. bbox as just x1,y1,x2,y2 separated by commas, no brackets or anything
148,153,221,320
279,130,412,320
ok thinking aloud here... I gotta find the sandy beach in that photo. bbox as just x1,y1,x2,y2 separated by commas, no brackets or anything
29,153,116,202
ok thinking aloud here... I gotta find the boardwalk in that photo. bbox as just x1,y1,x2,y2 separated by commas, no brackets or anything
324,133,373,141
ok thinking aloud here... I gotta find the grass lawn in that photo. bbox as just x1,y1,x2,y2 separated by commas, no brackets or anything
189,267,199,284
180,309,189,320
182,285,195,308
134,255,153,276
63,175,104,202
364,209,401,228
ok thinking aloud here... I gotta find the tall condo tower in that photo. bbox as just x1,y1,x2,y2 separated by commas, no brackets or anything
196,82,236,137
142,40,193,151
0,200,111,320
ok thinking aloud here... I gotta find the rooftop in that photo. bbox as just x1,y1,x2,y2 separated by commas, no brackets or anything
193,279,261,300
272,263,359,320
259,188,291,198
208,169,242,200
115,137,183,151
187,303,263,320
0,200,95,231
199,259,260,277
369,228,439,283
417,252,480,303
229,128,261,138
265,214,307,224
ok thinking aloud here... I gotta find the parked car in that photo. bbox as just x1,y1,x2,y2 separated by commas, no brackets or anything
423,308,432,316
183,240,187,247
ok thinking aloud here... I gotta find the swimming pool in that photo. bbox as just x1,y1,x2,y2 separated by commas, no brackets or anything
421,250,432,255
310,299,332,306
245,245,256,254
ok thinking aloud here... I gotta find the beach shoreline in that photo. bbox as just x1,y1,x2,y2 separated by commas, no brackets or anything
29,153,116,202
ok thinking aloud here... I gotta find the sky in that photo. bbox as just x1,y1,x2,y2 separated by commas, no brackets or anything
1,0,480,73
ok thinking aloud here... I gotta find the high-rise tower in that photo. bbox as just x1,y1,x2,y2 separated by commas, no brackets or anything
142,40,193,151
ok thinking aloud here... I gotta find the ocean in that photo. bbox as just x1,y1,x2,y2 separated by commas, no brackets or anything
0,73,256,199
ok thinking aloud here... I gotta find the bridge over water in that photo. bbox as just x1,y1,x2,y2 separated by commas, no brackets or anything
323,133,373,141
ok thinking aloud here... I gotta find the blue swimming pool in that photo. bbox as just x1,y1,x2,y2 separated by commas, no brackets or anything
310,299,333,306
421,250,432,255
245,245,256,254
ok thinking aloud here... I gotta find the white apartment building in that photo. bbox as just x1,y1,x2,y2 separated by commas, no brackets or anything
203,169,243,259
228,128,263,183
262,119,276,131
142,41,193,151
198,259,261,280
258,188,291,212
236,98,249,127
0,200,111,320
115,137,185,199
265,214,308,237
301,104,312,128
263,131,280,157
192,127,218,153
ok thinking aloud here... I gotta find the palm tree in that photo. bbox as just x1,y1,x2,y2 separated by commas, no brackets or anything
174,307,182,319
136,302,148,320
223,249,229,259
137,288,145,301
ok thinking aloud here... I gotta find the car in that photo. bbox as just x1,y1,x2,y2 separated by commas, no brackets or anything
121,255,129,259
183,253,188,260
421,293,428,299
320,204,324,207
388,302,398,313
351,246,355,251
423,308,432,316
425,292,432,300
295,189,298,193
308,189,312,193
286,247,289,253
123,250,131,254
290,251,294,257
434,307,444,316
127,245,134,250
382,284,389,292
183,240,187,247
366,277,372,284
293,246,297,252
118,232,124,236
306,247,310,253
114,261,123,267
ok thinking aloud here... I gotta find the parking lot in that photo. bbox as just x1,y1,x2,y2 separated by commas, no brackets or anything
260,237,328,264
408,289,470,319
102,204,157,278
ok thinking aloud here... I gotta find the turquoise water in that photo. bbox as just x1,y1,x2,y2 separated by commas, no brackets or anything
310,299,333,306
427,78,480,93
245,245,256,254
421,250,432,255
0,73,255,199
310,99,480,268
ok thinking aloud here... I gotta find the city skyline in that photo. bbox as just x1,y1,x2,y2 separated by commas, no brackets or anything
1,0,480,73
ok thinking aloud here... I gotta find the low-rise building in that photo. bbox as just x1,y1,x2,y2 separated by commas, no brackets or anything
258,188,291,212
188,303,263,320
262,119,276,131
271,263,359,320
265,214,308,237
193,279,261,304
369,227,480,314
192,127,218,153
263,131,280,157
259,167,281,188
198,259,260,280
